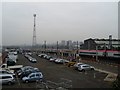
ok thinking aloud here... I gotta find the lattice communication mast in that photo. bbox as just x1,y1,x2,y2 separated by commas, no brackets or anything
32,14,37,47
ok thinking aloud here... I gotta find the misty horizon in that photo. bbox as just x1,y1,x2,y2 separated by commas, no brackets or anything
2,2,118,46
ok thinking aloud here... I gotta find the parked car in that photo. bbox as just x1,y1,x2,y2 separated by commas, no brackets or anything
73,63,84,70
19,68,40,79
46,56,52,60
17,66,34,76
0,74,15,85
6,58,16,66
77,64,94,72
55,59,69,64
49,57,57,62
17,67,39,78
43,55,48,59
24,54,30,58
28,56,33,61
22,72,43,83
0,69,16,77
30,58,37,63
25,55,37,63
27,52,32,55
38,54,47,58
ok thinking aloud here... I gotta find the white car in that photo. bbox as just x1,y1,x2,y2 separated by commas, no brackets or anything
55,59,69,64
49,58,57,62
31,58,37,63
28,57,33,61
38,54,47,58
27,52,32,55
77,64,94,72
73,63,84,70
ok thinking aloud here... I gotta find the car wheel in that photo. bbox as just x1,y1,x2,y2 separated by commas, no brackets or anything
25,80,29,83
36,80,39,83
81,69,85,72
91,68,94,70
68,64,71,67
8,81,12,85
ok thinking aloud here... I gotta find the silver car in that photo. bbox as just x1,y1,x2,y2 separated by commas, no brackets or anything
22,72,43,83
0,74,15,85
55,59,69,64
73,63,84,70
77,64,94,72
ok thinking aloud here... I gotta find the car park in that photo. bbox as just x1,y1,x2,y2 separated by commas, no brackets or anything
22,72,43,83
0,74,15,85
77,64,94,72
2,51,113,88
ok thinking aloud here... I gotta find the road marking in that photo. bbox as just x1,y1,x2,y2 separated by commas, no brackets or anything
95,68,118,82
104,73,117,82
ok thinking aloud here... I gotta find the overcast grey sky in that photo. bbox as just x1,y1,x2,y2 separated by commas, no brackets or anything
2,2,118,46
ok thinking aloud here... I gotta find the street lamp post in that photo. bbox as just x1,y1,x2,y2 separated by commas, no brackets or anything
44,41,46,53
57,41,59,57
96,44,98,62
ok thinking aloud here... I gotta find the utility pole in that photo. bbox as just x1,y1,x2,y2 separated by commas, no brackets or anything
32,14,37,48
96,44,98,62
76,41,80,61
44,41,46,53
67,41,69,49
88,41,90,50
57,41,59,57
77,41,78,52
57,41,59,50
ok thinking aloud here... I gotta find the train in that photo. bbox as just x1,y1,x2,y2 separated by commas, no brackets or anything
79,50,120,59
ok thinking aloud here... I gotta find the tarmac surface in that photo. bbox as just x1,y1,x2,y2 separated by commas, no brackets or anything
2,54,116,89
